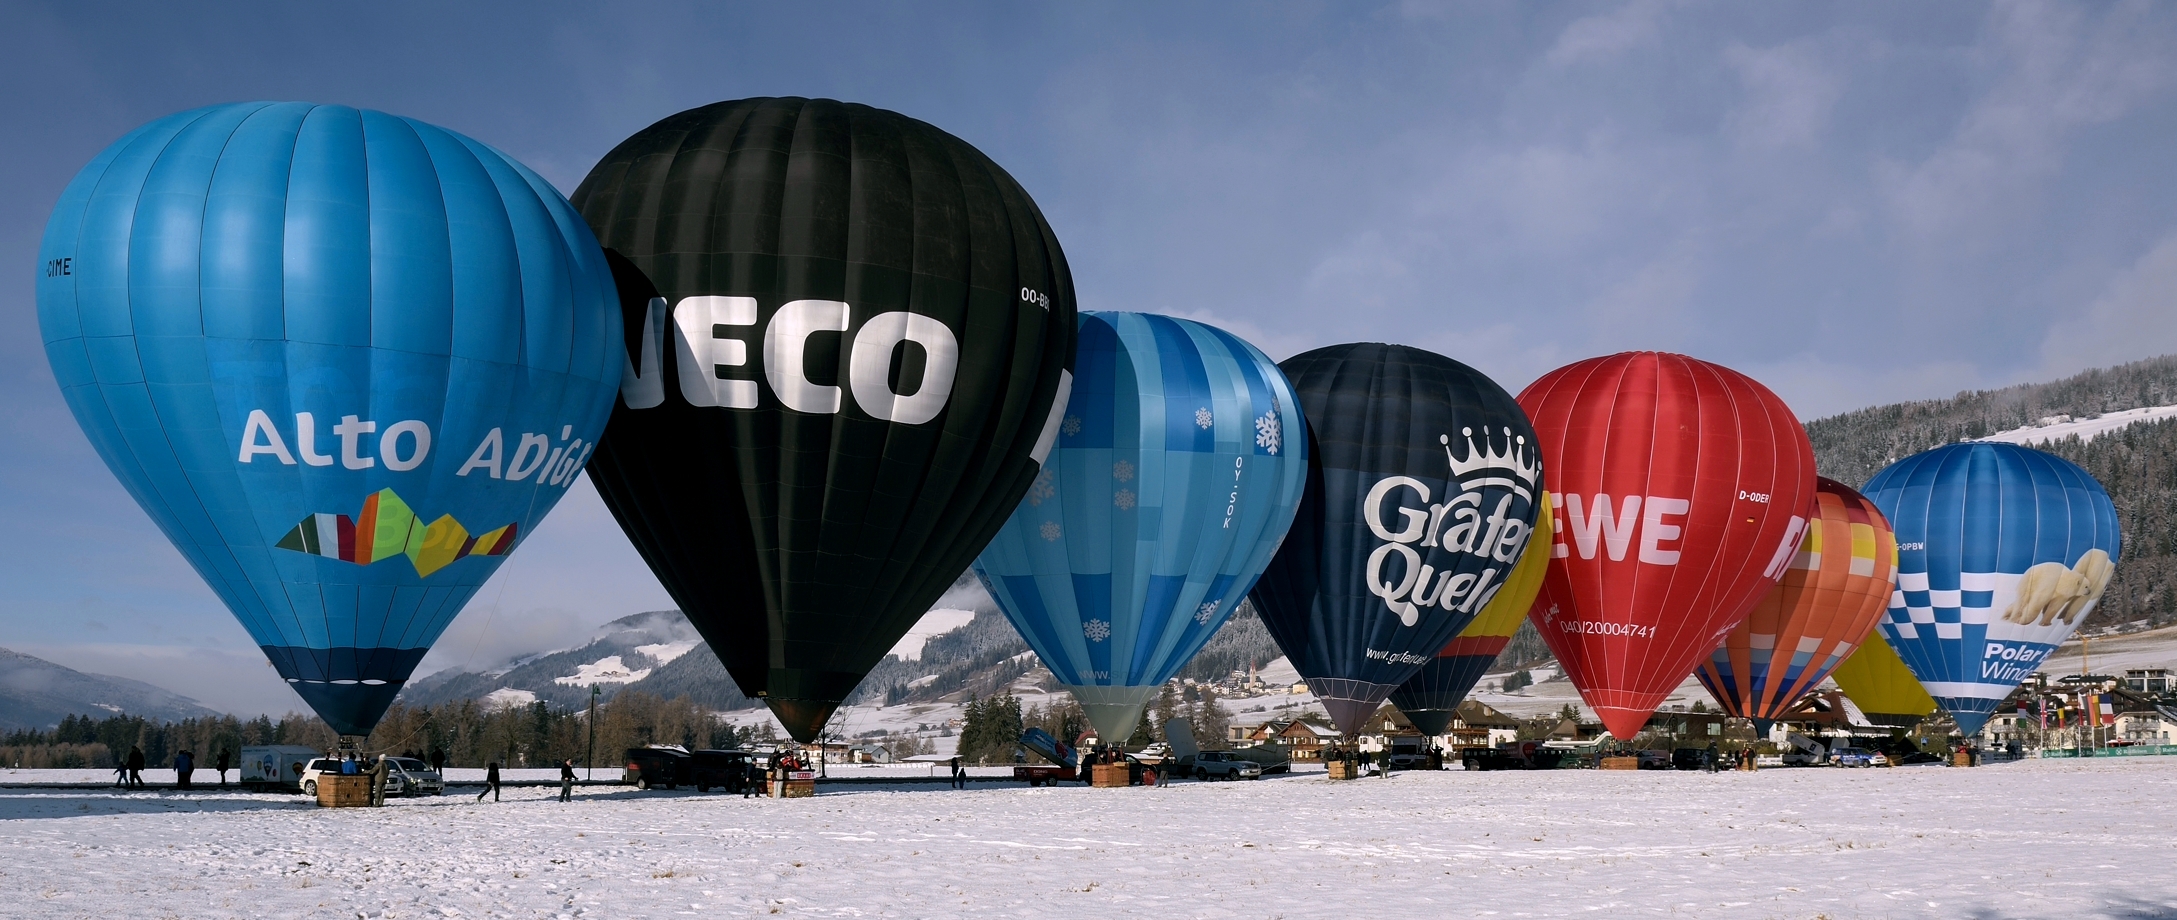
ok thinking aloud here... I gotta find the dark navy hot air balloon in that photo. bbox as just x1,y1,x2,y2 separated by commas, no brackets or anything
1251,344,1543,736
1860,442,2119,735
974,312,1307,743
36,103,622,735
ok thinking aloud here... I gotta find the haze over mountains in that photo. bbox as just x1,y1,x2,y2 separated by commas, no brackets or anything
0,647,219,730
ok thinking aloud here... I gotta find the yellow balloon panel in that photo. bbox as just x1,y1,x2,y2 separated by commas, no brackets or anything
1830,627,1939,719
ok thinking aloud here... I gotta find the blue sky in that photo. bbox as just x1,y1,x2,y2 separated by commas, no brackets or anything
6,2,2176,714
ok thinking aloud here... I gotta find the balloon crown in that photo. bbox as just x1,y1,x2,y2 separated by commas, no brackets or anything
1442,427,1541,499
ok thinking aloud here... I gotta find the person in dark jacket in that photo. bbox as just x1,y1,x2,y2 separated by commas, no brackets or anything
430,748,446,774
949,756,965,790
559,759,576,802
174,750,194,789
126,745,146,788
214,749,231,785
476,761,500,802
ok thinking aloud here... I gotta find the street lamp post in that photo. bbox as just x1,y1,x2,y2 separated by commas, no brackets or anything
587,684,600,782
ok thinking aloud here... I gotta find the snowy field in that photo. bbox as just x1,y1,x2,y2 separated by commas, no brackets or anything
1,757,2172,919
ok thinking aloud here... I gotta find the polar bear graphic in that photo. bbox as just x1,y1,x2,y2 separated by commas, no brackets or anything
2002,548,2115,627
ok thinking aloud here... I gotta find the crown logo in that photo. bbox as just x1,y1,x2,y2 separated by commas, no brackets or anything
1441,426,1541,501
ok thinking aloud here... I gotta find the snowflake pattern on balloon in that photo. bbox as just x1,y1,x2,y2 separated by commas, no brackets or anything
1026,468,1057,506
1083,618,1112,642
1039,521,1062,542
1195,408,1214,429
1254,408,1281,455
1112,460,1135,482
1061,415,1082,437
1194,599,1221,625
1113,489,1136,511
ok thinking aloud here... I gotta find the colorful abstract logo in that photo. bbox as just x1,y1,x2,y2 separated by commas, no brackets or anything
275,488,517,578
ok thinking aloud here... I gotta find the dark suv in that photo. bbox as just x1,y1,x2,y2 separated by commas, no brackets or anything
691,749,760,793
624,746,692,790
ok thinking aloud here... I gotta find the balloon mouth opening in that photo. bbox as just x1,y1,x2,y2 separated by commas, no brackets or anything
285,678,391,686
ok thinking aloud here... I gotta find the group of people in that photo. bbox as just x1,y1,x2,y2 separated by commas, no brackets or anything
109,746,234,789
1322,744,1399,777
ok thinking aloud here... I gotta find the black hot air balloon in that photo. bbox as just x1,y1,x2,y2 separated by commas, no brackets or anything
572,98,1076,741
1251,344,1542,736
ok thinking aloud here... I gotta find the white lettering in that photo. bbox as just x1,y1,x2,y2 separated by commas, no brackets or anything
506,433,550,482
237,410,296,465
621,296,667,409
458,428,504,478
849,311,959,425
295,412,335,467
764,300,850,414
1638,497,1690,565
332,415,376,470
1364,477,1432,543
675,295,760,409
379,420,431,472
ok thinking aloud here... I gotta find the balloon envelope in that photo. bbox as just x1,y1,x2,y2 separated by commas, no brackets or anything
1695,477,1896,724
1519,352,1816,741
1829,628,1939,726
1859,442,2119,735
572,98,1076,741
1251,344,1543,736
1388,492,1555,737
974,312,1307,743
37,103,621,734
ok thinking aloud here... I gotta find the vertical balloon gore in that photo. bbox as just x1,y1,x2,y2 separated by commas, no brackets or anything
1860,442,2120,735
1519,352,1816,741
975,312,1309,746
36,103,624,736
573,98,1077,743
1251,343,1543,737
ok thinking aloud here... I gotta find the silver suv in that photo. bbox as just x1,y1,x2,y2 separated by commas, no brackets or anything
299,757,444,797
1187,751,1263,780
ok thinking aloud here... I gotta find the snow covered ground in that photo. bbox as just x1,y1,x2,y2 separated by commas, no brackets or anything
1,756,2170,918
1979,405,2177,446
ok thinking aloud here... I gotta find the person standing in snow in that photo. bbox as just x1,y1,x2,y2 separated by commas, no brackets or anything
949,756,965,790
174,750,194,789
430,748,446,774
559,759,575,802
477,761,501,802
125,745,146,788
214,749,231,785
368,755,390,806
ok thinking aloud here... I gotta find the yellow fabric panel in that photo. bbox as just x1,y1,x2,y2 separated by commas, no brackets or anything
1830,627,1938,718
470,524,513,556
1459,491,1554,640
408,514,471,578
368,488,417,567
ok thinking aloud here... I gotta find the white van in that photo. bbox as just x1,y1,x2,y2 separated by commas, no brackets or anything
239,745,321,791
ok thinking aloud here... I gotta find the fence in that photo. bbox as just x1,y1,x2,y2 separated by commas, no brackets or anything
2038,744,2177,758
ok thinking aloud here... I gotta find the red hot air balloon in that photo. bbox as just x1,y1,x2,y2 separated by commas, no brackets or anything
1518,352,1816,740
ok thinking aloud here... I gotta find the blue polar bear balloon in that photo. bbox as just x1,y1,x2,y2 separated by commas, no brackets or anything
36,103,622,734
1861,442,2120,735
974,313,1307,744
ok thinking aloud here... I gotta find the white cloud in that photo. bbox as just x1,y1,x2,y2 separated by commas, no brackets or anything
1547,0,1673,67
1723,39,1844,149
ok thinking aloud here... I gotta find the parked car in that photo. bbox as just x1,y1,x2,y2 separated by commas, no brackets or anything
1635,750,1673,770
1464,742,1566,771
385,757,444,796
690,749,760,792
624,746,693,789
1830,746,1886,768
1183,751,1263,780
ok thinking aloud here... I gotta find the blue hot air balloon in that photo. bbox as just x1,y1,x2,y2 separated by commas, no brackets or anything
1861,442,2120,735
974,313,1307,743
36,103,621,735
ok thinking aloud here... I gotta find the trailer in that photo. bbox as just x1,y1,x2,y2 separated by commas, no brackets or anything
238,745,321,792
1013,727,1081,786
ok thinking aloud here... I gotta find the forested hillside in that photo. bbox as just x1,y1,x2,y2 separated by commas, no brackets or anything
1806,354,2177,633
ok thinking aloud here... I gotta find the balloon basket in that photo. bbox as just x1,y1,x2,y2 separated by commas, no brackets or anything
315,774,374,808
771,772,817,798
1325,761,1361,781
1089,764,1132,788
1598,755,1639,771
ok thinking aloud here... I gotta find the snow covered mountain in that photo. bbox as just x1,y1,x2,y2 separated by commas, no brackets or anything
0,647,220,730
